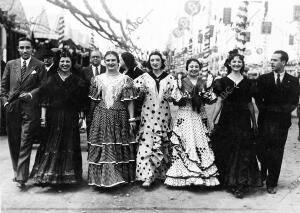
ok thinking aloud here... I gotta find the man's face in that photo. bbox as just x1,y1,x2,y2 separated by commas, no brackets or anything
18,40,33,60
43,57,54,67
90,51,101,66
271,53,285,73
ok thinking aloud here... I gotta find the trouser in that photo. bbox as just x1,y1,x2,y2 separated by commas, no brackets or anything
6,100,39,182
257,119,289,187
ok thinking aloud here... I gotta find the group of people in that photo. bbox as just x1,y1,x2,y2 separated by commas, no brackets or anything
1,37,299,200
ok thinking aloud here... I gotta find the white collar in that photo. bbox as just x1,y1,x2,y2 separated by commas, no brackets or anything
21,57,31,66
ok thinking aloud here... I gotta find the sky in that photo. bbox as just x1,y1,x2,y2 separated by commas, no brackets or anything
19,0,300,62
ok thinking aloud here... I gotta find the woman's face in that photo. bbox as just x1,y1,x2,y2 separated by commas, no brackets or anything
105,54,119,71
149,54,162,71
187,61,200,78
59,57,72,72
229,56,243,73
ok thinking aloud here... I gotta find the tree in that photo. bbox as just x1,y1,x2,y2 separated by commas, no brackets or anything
47,0,140,52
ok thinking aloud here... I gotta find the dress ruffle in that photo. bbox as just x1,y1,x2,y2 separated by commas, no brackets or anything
165,104,219,187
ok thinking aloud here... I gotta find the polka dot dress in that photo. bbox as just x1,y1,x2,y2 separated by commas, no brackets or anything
134,73,178,182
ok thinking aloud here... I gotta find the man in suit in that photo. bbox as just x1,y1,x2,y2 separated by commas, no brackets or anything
0,37,46,188
255,50,300,194
81,50,106,139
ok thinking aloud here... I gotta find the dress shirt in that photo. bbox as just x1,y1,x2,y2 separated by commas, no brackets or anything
273,71,285,84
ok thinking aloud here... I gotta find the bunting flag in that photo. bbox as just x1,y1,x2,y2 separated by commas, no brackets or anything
235,1,249,54
57,15,65,45
89,32,96,50
201,25,211,80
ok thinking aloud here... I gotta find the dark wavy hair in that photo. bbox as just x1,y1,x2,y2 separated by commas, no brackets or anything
186,58,203,71
121,52,137,70
104,51,120,63
274,50,289,63
59,50,72,59
224,49,245,74
147,51,166,70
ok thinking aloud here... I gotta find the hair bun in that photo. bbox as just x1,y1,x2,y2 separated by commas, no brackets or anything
228,49,239,56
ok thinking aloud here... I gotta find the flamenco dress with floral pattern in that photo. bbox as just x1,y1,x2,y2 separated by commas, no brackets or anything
165,77,219,187
87,73,138,188
134,72,180,182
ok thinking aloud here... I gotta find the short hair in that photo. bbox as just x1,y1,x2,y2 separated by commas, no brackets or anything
186,58,203,71
121,52,137,70
147,51,166,70
104,51,120,63
18,37,32,45
274,50,289,63
224,49,245,74
90,50,102,57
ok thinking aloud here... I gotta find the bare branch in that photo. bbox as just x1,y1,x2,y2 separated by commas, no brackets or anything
46,0,138,51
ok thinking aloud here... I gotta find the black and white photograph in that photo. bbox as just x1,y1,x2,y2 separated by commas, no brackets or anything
1,0,300,212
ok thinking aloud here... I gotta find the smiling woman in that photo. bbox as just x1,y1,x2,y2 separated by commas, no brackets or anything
87,50,138,188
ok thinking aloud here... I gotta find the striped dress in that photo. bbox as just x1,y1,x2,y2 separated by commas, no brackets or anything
87,73,137,187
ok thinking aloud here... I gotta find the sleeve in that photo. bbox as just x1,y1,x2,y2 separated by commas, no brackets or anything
39,77,51,107
88,77,102,100
0,61,10,105
120,76,138,101
212,78,223,96
170,77,183,102
248,79,258,99
134,74,147,99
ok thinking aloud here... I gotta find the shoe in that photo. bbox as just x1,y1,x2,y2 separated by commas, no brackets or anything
233,189,244,199
267,187,277,194
142,178,153,188
16,181,26,189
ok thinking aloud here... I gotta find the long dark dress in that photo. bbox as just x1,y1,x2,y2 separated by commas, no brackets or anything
30,72,87,184
211,77,261,188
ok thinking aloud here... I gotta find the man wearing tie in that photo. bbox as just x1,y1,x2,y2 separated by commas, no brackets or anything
82,50,106,139
255,50,300,194
0,37,46,188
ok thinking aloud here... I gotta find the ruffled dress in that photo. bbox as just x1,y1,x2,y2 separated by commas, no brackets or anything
87,73,138,187
30,73,86,184
165,77,219,187
134,72,180,182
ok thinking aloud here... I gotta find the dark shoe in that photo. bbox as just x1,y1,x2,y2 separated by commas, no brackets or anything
267,187,277,194
234,189,244,199
16,181,26,189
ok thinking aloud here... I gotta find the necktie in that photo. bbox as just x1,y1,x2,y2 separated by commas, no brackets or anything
21,60,27,81
95,66,99,76
276,73,281,86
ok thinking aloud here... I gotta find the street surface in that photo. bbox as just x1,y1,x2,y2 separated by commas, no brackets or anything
1,105,300,213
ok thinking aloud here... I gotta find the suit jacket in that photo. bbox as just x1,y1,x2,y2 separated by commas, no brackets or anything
82,65,106,86
0,57,46,107
45,63,58,78
81,65,105,114
255,72,300,127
